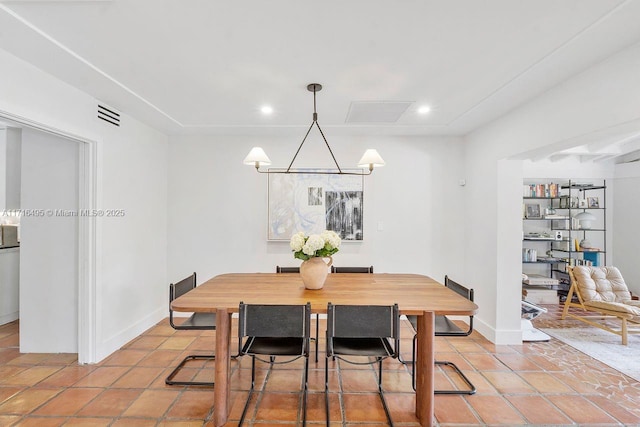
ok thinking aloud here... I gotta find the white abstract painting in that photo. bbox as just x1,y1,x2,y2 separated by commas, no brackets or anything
268,170,364,241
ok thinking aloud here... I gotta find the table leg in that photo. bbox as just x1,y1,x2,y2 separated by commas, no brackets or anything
213,308,231,426
415,311,434,427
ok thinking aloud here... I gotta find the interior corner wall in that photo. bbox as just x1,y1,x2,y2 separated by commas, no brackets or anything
167,134,466,285
463,41,640,344
0,47,169,363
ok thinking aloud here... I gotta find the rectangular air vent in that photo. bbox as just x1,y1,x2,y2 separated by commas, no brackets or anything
345,101,413,123
97,104,120,127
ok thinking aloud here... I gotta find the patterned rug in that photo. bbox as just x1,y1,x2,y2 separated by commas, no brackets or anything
542,327,640,382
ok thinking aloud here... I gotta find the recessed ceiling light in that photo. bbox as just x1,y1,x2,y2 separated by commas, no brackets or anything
418,105,431,114
261,105,274,115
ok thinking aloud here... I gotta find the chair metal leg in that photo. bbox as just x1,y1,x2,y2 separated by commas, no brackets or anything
376,357,394,427
240,354,309,426
434,360,476,395
325,355,330,427
409,333,476,394
315,313,319,363
165,354,215,386
302,354,309,427
238,356,257,426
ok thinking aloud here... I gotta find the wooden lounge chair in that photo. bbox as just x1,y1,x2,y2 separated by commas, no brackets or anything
562,266,640,345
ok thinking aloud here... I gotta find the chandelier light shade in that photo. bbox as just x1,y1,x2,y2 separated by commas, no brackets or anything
357,149,386,171
244,83,384,175
243,147,272,168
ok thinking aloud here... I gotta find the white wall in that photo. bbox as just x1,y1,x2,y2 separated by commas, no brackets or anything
167,134,466,285
464,42,640,344
20,128,79,352
613,160,640,296
96,117,168,360
0,47,169,362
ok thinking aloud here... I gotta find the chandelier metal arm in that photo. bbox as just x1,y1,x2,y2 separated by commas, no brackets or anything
244,82,383,176
286,120,316,173
315,120,343,173
255,168,371,176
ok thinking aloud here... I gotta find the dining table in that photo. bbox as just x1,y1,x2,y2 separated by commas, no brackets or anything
170,272,478,427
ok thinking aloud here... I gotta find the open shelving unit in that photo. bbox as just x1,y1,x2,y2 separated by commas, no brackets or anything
522,180,606,303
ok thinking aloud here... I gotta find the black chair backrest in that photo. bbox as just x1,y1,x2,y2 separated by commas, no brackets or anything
168,272,197,328
276,266,300,273
169,272,196,312
331,266,373,273
327,303,398,339
239,302,311,339
444,275,474,302
443,275,474,332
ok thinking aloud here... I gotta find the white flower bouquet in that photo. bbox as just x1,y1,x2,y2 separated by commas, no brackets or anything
290,230,341,261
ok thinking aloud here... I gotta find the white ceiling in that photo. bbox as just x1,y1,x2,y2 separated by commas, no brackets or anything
1,0,640,161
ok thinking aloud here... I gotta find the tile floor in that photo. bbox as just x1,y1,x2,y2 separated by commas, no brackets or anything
1,305,640,426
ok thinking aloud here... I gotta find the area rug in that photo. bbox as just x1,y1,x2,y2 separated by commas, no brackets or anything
541,327,640,382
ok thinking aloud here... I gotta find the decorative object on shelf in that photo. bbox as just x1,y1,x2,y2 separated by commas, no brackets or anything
579,239,593,249
570,197,579,208
574,211,596,229
588,197,599,208
559,196,569,209
243,83,385,176
578,199,588,208
525,204,541,219
290,230,341,290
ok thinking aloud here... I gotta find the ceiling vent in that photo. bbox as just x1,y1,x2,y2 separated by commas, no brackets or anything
345,101,413,123
97,104,120,127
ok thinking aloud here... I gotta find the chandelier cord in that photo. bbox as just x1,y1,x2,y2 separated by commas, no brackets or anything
285,84,343,173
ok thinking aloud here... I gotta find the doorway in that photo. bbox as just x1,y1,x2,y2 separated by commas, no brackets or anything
0,111,97,363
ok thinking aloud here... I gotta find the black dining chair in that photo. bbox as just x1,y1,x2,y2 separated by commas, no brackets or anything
331,265,374,273
325,303,400,427
238,302,312,426
276,266,300,273
405,275,476,394
276,265,320,363
166,272,216,386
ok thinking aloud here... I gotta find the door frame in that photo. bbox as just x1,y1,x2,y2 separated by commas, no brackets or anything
0,108,98,363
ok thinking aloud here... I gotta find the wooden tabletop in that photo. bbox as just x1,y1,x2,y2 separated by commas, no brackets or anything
170,273,478,316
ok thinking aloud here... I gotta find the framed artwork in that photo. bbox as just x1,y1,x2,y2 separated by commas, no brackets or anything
268,169,364,241
587,197,599,208
525,204,541,219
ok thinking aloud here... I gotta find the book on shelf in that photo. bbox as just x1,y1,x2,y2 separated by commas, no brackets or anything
567,258,596,267
523,183,559,198
523,274,559,286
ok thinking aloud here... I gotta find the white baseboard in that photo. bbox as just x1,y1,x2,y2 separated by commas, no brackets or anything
95,306,166,363
475,317,522,345
0,311,19,326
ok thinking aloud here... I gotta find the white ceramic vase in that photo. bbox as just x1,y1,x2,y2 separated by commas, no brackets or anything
300,256,333,290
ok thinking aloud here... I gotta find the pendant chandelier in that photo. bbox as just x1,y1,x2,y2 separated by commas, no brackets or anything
243,83,385,175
